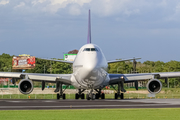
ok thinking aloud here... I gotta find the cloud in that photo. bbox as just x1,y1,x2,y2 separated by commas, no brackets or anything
90,0,142,16
32,0,46,6
165,2,180,21
1,0,180,22
14,2,25,9
43,0,91,13
69,4,81,15
0,0,9,5
2,0,175,18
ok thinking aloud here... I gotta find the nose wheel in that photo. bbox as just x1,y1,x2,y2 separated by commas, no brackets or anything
86,89,96,100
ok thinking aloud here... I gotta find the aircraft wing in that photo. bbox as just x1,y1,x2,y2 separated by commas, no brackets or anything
108,72,180,84
107,58,141,64
40,58,73,64
0,72,72,84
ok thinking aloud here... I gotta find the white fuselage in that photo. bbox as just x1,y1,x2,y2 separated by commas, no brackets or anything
71,44,110,89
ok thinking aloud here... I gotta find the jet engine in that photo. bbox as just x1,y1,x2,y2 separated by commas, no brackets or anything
146,79,162,94
18,79,33,94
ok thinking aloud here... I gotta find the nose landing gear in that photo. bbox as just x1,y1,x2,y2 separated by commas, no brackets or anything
86,89,96,100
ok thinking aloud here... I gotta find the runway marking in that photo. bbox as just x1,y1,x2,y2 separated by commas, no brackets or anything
6,101,27,103
0,103,175,109
44,101,55,102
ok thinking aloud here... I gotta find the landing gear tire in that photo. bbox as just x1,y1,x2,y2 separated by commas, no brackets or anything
63,94,66,99
55,82,69,100
95,93,99,99
101,93,105,99
86,94,90,100
115,93,118,99
92,94,95,100
81,93,85,99
57,94,60,100
120,93,124,99
75,93,79,99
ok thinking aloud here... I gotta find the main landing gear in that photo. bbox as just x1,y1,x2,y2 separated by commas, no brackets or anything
95,89,105,99
55,82,69,100
75,89,85,99
111,81,126,99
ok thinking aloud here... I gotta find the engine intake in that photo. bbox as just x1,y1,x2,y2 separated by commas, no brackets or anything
147,79,162,94
18,79,33,94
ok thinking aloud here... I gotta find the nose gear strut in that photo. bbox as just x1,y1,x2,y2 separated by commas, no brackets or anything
86,84,96,100
86,89,95,100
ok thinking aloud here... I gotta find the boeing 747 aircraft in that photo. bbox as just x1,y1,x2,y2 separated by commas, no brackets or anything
1,10,180,100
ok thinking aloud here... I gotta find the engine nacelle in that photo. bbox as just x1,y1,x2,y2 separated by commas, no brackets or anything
18,79,33,94
147,79,162,94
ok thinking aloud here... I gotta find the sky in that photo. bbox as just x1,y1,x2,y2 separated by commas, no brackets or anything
0,0,180,62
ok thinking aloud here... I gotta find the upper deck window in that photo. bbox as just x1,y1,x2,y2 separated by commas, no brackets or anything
83,48,98,52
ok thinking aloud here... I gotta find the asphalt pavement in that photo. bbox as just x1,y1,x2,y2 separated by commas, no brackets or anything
0,99,180,110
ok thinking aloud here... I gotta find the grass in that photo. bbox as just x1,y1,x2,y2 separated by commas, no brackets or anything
1,108,180,120
1,88,180,99
0,93,180,99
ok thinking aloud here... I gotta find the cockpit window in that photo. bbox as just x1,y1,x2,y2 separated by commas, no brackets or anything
83,48,90,51
91,48,98,51
83,48,98,52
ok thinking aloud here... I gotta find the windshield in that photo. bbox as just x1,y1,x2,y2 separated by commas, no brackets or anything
83,48,98,52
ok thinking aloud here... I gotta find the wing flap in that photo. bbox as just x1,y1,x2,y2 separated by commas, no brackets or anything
124,74,154,81
109,72,180,85
28,74,72,84
0,72,72,85
158,72,180,78
0,72,21,78
28,75,56,81
109,73,155,84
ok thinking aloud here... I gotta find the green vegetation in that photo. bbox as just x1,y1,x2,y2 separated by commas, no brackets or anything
0,53,72,74
1,108,180,120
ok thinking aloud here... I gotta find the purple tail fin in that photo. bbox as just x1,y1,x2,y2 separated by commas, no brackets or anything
87,9,91,44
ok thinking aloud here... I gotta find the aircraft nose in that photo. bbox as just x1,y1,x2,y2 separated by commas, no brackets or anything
85,62,98,72
85,65,96,72
80,64,97,79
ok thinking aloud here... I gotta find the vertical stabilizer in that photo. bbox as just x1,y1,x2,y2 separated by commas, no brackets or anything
87,9,91,44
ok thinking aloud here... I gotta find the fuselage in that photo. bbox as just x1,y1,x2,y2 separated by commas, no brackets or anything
71,44,109,89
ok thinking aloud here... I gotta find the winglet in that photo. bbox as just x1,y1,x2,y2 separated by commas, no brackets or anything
87,9,91,44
